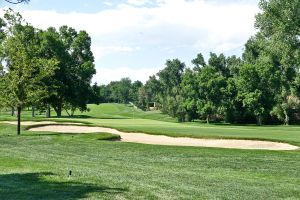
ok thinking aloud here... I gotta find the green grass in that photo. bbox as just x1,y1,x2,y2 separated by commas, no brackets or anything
0,103,175,122
0,103,300,199
75,103,176,122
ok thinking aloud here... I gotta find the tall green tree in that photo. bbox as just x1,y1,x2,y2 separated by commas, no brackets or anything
250,0,300,124
39,26,96,117
237,55,281,125
157,59,185,120
144,75,160,106
180,68,199,121
129,80,143,105
196,66,227,124
0,10,57,134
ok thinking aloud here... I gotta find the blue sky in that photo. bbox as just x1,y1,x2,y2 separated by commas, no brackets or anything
2,0,260,84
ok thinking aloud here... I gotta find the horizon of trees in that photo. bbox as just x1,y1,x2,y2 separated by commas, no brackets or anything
93,0,300,125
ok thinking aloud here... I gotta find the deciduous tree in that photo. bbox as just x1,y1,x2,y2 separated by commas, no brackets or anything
0,10,57,134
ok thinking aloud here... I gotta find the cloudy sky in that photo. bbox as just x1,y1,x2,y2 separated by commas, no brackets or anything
1,0,260,84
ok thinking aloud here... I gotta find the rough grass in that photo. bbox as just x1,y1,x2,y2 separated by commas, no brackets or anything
0,104,300,199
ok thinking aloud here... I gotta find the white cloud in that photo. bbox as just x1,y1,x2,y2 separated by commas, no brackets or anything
127,0,150,6
1,0,259,84
103,1,113,7
92,45,140,60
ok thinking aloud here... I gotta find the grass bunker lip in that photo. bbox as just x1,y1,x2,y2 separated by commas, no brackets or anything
27,123,299,151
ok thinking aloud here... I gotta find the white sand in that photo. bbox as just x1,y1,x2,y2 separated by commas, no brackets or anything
28,125,299,150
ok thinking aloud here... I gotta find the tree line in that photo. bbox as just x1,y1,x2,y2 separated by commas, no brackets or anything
93,0,300,125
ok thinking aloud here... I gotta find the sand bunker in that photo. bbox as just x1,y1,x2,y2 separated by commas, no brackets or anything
28,125,299,150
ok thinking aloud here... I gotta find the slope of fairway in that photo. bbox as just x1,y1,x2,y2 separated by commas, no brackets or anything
77,103,176,122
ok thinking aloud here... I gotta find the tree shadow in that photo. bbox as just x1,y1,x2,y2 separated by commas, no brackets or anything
0,172,127,200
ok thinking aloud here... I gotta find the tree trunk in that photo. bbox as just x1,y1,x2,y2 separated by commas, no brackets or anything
55,104,62,117
283,109,289,125
65,109,71,117
46,106,51,118
32,106,35,117
206,115,210,124
11,107,15,116
17,106,21,135
71,109,75,117
257,115,262,126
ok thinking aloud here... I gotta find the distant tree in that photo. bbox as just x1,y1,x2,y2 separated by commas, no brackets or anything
196,66,227,124
223,56,244,123
107,81,119,102
118,78,132,103
157,59,185,119
208,53,230,77
192,53,206,71
226,55,242,77
144,75,160,104
137,86,147,110
106,78,132,104
180,68,199,121
87,83,101,105
0,10,57,135
129,80,143,105
237,56,281,125
158,59,185,92
99,85,110,103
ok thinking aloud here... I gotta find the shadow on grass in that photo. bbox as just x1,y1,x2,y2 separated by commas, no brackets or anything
0,172,127,200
